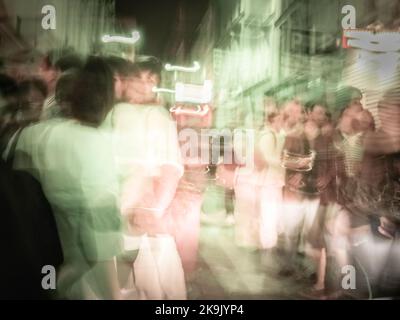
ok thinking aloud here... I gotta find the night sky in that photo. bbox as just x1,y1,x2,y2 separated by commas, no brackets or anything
115,0,209,60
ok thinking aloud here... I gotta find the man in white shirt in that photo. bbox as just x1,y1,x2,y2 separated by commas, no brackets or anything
104,56,184,298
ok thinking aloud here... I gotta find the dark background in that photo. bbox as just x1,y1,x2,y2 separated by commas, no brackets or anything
115,0,209,60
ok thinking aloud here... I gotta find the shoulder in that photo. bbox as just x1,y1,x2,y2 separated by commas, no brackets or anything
112,102,139,117
145,106,175,130
258,127,276,142
18,119,62,144
146,105,171,119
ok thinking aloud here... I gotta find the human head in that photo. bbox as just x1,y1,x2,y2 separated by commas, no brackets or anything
306,101,329,127
263,96,278,115
266,111,282,132
356,109,375,133
125,56,162,105
69,56,114,127
334,86,363,119
337,106,360,135
282,99,305,128
104,56,134,102
55,69,80,118
19,78,47,123
38,48,83,92
0,74,19,107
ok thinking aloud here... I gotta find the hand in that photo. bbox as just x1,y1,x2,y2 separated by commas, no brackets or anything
317,175,332,191
128,208,165,235
287,173,304,189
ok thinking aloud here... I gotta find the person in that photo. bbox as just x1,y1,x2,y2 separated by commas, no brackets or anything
169,105,213,275
0,73,63,300
0,74,21,155
17,78,47,125
103,56,185,299
256,111,286,250
13,56,123,300
279,99,322,275
315,87,376,299
359,88,400,297
53,69,80,119
104,55,133,103
300,101,339,298
38,49,83,120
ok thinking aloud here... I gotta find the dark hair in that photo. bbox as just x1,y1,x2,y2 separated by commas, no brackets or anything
334,86,362,109
266,111,280,124
41,48,82,72
132,55,162,79
70,56,114,127
0,74,19,99
55,53,84,73
305,100,328,113
55,70,80,117
104,56,134,77
19,78,48,99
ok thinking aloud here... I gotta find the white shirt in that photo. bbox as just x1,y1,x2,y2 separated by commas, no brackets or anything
103,103,183,248
13,118,123,298
14,118,122,259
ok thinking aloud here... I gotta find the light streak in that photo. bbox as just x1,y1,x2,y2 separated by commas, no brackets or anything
102,31,140,45
165,61,201,73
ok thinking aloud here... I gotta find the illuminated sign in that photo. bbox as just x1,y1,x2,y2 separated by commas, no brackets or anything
175,80,213,104
152,87,175,94
165,61,201,73
102,31,140,45
343,30,400,52
170,105,210,117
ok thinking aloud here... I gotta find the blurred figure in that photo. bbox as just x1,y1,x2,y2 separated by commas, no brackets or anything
18,78,47,125
319,87,378,298
280,99,321,274
233,105,285,250
104,56,185,299
54,69,80,118
38,49,83,120
13,56,123,300
169,108,214,275
300,101,339,297
257,111,286,250
359,88,400,297
0,72,63,299
104,56,134,102
0,74,20,155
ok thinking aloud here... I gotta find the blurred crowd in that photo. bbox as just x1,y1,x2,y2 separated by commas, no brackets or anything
0,48,400,300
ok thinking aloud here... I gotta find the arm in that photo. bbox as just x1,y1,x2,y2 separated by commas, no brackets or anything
258,131,282,169
153,164,181,213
